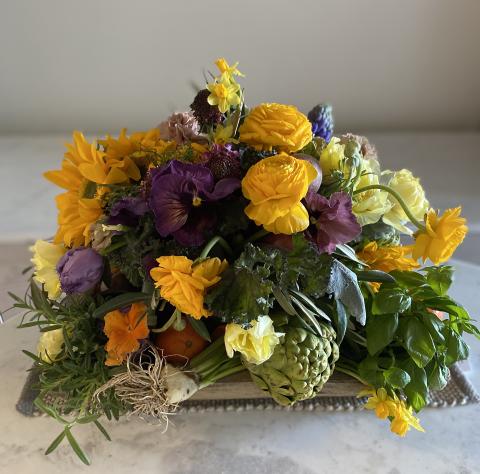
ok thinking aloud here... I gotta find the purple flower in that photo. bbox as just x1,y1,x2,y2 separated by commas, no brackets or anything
56,247,104,294
149,160,240,246
108,196,149,227
204,144,242,180
305,192,361,254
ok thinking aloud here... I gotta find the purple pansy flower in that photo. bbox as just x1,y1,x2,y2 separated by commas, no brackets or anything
149,160,240,246
107,196,149,227
56,247,104,294
305,191,361,254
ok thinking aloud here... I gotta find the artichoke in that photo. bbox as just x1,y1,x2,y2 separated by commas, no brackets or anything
245,311,339,406
355,220,400,248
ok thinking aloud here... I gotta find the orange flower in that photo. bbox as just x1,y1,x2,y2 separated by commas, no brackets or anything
103,303,149,366
357,241,420,274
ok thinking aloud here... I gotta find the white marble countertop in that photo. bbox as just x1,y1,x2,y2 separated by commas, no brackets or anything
0,132,479,473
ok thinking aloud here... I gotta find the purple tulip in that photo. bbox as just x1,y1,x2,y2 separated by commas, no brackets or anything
108,196,148,227
305,192,361,254
149,160,240,246
56,247,104,294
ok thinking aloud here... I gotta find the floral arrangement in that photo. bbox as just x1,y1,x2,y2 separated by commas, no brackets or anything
6,58,479,465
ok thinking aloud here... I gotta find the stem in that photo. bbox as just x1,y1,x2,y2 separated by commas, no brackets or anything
199,236,233,259
246,228,269,243
200,360,245,388
335,365,367,385
352,184,426,231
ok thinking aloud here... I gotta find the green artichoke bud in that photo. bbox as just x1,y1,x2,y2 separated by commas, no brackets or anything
245,311,339,406
355,220,400,248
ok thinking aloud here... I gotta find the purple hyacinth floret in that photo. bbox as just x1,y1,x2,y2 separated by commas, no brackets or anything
57,247,104,294
149,160,240,247
307,103,334,142
305,191,361,254
108,196,149,227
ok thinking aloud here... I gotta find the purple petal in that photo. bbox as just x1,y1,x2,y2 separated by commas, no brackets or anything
153,160,214,193
172,211,216,247
202,178,241,200
149,174,191,236
108,196,149,226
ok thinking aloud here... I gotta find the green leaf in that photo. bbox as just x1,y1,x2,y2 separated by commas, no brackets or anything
327,259,366,325
332,300,348,344
423,266,453,296
94,420,112,441
402,360,428,411
372,288,411,315
272,286,296,316
34,398,68,424
384,367,411,388
401,317,436,368
65,427,90,466
420,312,445,344
205,267,273,325
358,356,384,387
334,243,366,266
389,270,426,288
426,360,449,391
445,330,469,365
356,270,396,284
92,292,149,319
366,313,399,356
45,430,66,455
187,317,211,342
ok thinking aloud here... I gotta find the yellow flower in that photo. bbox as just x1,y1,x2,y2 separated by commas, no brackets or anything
99,128,174,171
319,137,346,184
390,401,425,436
30,240,67,299
352,162,391,226
383,169,429,234
54,192,103,247
37,328,64,363
360,387,397,419
206,74,241,114
213,123,238,145
150,256,228,319
215,58,244,78
104,303,149,366
239,103,312,153
357,241,420,274
412,207,468,265
241,153,318,234
224,316,283,365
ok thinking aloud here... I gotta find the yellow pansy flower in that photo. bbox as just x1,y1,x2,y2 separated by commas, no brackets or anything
241,153,318,234
30,240,66,300
239,103,312,153
224,316,284,365
150,256,227,319
206,75,241,114
412,207,468,265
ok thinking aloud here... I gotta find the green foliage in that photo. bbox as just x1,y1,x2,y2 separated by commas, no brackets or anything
339,265,478,413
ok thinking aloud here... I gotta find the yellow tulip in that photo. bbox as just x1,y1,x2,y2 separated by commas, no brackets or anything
241,153,318,234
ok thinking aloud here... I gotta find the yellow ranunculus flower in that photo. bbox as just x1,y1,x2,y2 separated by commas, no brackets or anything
37,328,65,363
30,240,67,300
383,169,429,235
241,153,318,234
352,162,391,226
239,103,312,153
319,137,346,183
206,74,241,114
150,255,227,319
224,316,284,365
357,242,420,274
412,207,468,265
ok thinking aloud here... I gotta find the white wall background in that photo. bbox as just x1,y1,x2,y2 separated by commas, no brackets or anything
1,0,479,134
